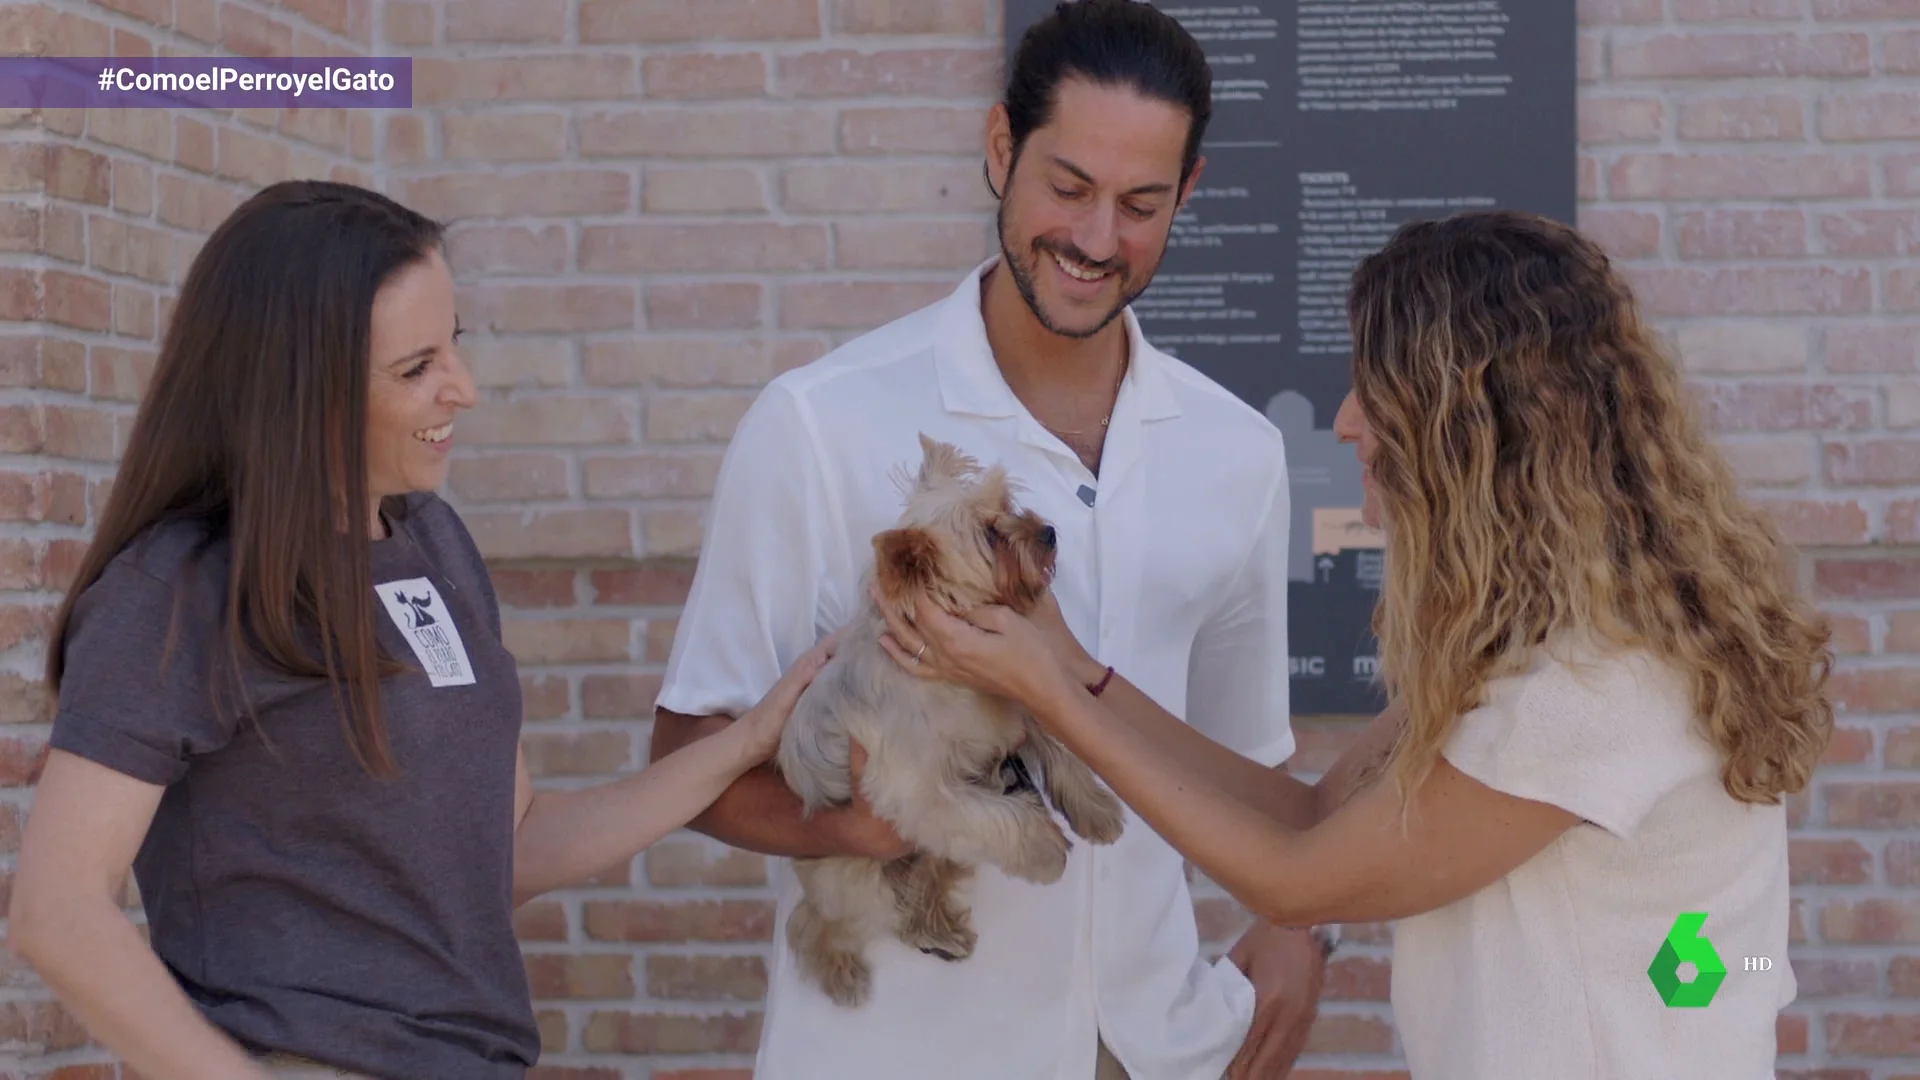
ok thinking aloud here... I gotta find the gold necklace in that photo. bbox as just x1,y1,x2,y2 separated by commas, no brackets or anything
1039,364,1127,438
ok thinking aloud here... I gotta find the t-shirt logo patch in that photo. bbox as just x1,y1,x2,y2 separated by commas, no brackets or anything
377,577,476,687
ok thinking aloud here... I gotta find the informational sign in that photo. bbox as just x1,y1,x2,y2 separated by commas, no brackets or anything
1004,1,1577,718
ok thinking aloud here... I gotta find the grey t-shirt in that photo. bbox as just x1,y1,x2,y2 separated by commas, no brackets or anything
49,492,540,1080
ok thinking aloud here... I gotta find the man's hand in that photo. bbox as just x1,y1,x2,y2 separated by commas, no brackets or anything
1225,920,1329,1079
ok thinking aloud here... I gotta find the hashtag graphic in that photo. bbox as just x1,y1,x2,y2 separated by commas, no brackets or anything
97,67,113,90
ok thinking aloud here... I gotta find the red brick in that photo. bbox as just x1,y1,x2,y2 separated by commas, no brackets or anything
1579,0,1665,19
0,670,49,724
1891,955,1920,995
1814,0,1920,15
466,508,634,560
492,569,577,610
445,0,566,42
1304,1014,1397,1055
0,735,47,786
644,392,753,443
441,112,569,162
1891,269,1920,313
581,1011,761,1055
524,953,634,1000
1675,323,1807,373
524,731,632,777
1827,612,1872,655
45,146,109,205
644,840,767,888
503,618,632,664
782,161,993,214
1608,152,1871,199
642,166,768,214
463,398,633,447
584,452,724,499
1611,31,1870,78
1576,207,1661,259
414,56,634,104
584,899,774,942
1794,959,1883,997
833,0,988,31
514,900,568,941
1826,1012,1920,1055
403,169,632,218
1676,208,1807,259
1826,667,1920,711
444,223,569,278
384,0,433,43
647,955,767,1001
579,223,827,274
780,47,999,100
89,217,175,286
1756,498,1869,545
1791,838,1874,884
42,270,111,333
1892,841,1920,885
1821,92,1920,140
1888,500,1920,542
1825,326,1919,373
591,562,695,606
1818,209,1920,257
580,672,663,719
447,453,570,503
580,107,836,158
464,340,575,389
1693,383,1874,432
1826,782,1920,826
1579,32,1605,81
384,114,430,164
643,52,768,99
1780,1012,1810,1054
43,404,119,462
1580,95,1664,143
1888,29,1920,72
779,279,956,330
1673,0,1808,16
1826,440,1920,486
835,220,992,271
647,282,762,330
1886,725,1920,768
463,285,635,334
841,106,985,154
580,0,819,42
584,339,775,388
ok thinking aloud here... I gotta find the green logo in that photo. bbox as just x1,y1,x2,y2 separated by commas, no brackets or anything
1649,912,1727,1007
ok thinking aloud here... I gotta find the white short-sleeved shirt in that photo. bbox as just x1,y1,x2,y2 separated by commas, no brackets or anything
1391,638,1797,1080
657,259,1294,1080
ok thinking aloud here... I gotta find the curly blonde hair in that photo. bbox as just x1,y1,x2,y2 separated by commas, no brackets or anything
1346,210,1834,809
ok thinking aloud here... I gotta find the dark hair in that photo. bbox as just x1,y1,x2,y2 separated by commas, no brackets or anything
1004,0,1213,184
47,179,447,780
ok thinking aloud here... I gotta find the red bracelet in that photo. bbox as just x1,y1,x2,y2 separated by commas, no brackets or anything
1086,665,1116,697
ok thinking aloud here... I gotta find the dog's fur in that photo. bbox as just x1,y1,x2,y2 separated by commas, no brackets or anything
774,435,1126,1007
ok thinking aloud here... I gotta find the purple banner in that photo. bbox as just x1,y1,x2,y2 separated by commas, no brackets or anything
0,56,412,109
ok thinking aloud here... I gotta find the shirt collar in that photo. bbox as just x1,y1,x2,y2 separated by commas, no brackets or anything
932,257,1182,425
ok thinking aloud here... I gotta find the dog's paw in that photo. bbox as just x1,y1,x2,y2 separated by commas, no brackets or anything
1069,786,1127,845
1002,821,1071,885
906,917,977,962
818,949,872,1008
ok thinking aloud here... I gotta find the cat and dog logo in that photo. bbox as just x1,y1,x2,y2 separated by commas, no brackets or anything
376,577,476,687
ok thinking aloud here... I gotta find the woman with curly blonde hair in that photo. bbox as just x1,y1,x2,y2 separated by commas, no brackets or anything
873,209,1834,1079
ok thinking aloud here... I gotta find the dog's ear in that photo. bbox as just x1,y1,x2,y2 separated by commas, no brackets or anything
872,526,942,607
915,433,980,490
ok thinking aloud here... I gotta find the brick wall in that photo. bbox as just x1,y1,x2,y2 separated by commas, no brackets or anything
0,0,1916,1076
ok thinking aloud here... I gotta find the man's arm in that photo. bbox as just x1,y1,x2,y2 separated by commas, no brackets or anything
650,709,907,860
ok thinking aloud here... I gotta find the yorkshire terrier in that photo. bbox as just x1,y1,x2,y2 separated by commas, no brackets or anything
774,434,1126,1007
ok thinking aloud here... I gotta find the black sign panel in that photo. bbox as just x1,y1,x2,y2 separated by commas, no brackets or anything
1004,1,1577,718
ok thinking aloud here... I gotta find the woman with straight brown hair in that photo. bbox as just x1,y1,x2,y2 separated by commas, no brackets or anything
875,209,1835,1079
8,179,835,1080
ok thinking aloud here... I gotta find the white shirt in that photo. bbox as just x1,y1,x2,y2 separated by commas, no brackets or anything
1391,638,1797,1080
657,259,1294,1080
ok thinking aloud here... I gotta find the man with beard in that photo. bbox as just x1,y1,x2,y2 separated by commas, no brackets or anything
651,2,1326,1078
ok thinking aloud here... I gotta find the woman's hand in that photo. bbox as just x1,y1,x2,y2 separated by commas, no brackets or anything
872,589,1079,712
735,629,843,765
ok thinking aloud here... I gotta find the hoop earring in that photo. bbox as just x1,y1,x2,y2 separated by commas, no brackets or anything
982,160,1001,201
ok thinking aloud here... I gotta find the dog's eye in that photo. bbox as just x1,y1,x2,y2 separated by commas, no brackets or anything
983,523,1002,545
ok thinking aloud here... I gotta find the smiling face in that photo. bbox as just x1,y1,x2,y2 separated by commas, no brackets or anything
987,77,1201,340
365,248,475,513
1333,389,1383,529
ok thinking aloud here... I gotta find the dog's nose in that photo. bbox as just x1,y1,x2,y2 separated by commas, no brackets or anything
1040,525,1056,548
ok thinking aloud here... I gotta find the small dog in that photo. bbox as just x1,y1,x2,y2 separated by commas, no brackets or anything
774,434,1126,1007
